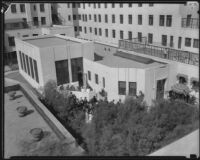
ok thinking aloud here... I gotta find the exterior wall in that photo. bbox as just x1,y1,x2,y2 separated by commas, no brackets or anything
15,38,44,89
77,3,198,53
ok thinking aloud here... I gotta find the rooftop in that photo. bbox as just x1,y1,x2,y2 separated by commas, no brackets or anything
97,51,164,68
24,36,80,48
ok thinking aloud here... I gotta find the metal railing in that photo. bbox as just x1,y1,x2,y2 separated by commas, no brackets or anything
119,39,199,66
181,18,199,29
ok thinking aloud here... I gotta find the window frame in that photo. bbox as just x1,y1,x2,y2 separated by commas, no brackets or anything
118,81,126,95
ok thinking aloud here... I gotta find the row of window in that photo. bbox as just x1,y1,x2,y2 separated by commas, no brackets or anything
10,4,45,13
18,51,39,83
79,27,199,48
77,14,172,27
68,3,154,9
88,71,105,88
118,81,137,96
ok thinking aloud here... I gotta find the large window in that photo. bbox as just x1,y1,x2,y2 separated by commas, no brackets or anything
112,30,116,38
99,28,102,36
120,15,123,24
89,14,91,20
162,35,167,46
19,51,24,70
112,3,115,8
128,31,132,40
159,15,165,26
98,3,101,8
119,4,123,8
71,57,83,83
11,4,17,13
185,38,191,47
120,30,124,39
138,15,142,25
128,15,132,24
129,82,137,96
98,14,101,22
104,3,107,8
84,27,87,33
40,4,45,12
55,60,69,85
25,55,30,76
95,74,98,84
112,14,115,23
88,71,91,80
85,14,87,21
118,81,126,95
8,37,15,46
138,32,142,42
68,15,71,21
22,53,27,73
89,27,92,33
33,60,39,83
105,29,108,37
166,15,172,27
178,37,182,49
94,14,97,22
41,17,46,25
20,4,25,13
170,36,173,47
73,15,76,20
148,33,153,44
129,3,132,7
149,15,153,25
105,14,108,23
193,39,199,48
95,28,97,35
79,26,82,32
29,57,34,79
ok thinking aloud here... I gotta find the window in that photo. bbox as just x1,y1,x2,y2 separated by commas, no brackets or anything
60,34,65,36
159,15,165,26
149,15,153,25
112,3,115,8
22,35,29,37
88,4,90,7
85,14,87,21
82,15,84,21
120,4,123,8
129,3,132,7
138,15,142,25
25,55,30,76
118,81,126,95
29,57,34,79
128,15,132,24
11,4,17,13
149,3,154,6
98,14,101,22
105,29,108,37
128,31,132,40
138,32,142,42
112,15,115,23
83,3,85,9
138,3,142,7
90,27,92,33
55,60,69,85
40,4,45,12
74,26,77,32
19,51,24,70
112,30,116,38
84,27,87,33
105,14,108,23
193,39,199,48
79,26,82,32
78,14,81,20
185,38,191,47
41,17,46,25
68,15,71,21
72,3,75,8
22,53,27,73
33,17,38,26
88,71,91,80
78,3,80,8
89,14,91,20
166,15,172,27
170,36,173,47
99,28,102,36
98,3,101,8
95,28,97,35
32,34,38,36
20,4,25,12
120,30,124,39
73,15,76,20
129,82,137,96
148,33,153,44
95,74,98,84
71,58,83,83
33,5,36,11
104,3,107,8
8,37,15,46
94,14,97,22
103,77,105,88
162,35,167,46
67,3,70,8
120,15,123,24
94,3,96,8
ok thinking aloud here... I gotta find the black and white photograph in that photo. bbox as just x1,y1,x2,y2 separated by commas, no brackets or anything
3,1,199,158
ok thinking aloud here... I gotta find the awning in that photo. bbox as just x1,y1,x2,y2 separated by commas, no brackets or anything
171,83,190,95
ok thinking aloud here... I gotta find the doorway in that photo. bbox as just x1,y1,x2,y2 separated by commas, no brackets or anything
156,79,166,100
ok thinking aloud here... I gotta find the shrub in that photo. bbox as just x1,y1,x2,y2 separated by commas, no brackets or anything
10,64,19,70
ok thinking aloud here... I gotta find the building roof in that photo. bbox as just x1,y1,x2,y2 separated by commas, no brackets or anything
97,51,164,69
24,36,80,48
149,129,199,157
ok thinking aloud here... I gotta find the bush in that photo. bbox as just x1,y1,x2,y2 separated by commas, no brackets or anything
10,64,19,70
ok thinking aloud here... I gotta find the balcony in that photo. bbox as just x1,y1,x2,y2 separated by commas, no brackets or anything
181,18,199,29
119,38,199,66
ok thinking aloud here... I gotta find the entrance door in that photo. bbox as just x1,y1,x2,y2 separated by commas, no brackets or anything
156,79,166,100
